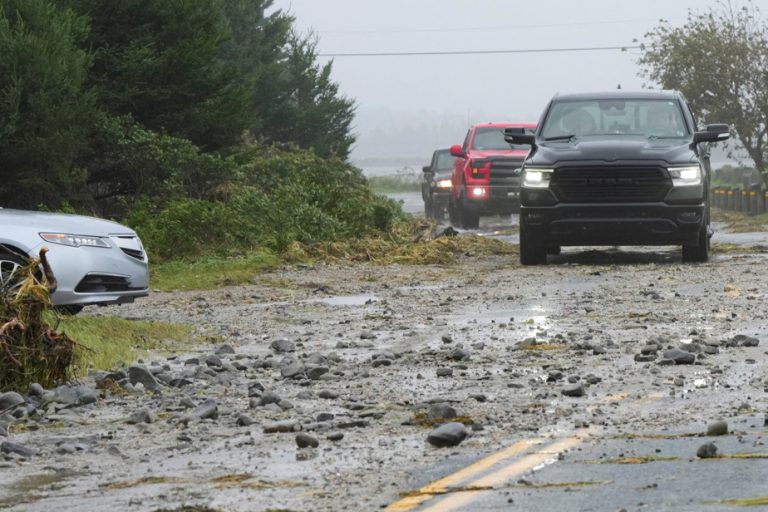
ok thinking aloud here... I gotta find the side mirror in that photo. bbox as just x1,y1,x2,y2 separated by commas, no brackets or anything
422,166,431,173
449,144,464,158
693,123,730,144
504,127,536,147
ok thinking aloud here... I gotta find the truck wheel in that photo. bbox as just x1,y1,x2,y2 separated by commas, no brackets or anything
519,220,547,265
459,190,480,229
431,201,445,221
448,196,459,226
424,196,433,219
682,223,709,263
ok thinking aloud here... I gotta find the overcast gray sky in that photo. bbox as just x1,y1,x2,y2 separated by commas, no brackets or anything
272,0,768,161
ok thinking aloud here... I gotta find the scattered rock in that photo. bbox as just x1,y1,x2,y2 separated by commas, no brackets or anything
296,433,319,448
662,348,695,365
561,383,585,397
1,441,36,458
264,420,300,433
0,392,24,411
236,414,254,427
271,339,296,353
190,399,218,421
706,420,728,436
128,366,161,392
427,403,457,420
427,422,468,448
126,409,154,425
697,442,718,459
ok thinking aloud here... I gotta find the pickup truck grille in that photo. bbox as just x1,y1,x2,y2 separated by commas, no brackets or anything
488,158,524,186
551,167,670,203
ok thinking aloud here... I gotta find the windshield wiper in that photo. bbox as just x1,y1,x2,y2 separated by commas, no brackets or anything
544,134,577,142
647,134,685,140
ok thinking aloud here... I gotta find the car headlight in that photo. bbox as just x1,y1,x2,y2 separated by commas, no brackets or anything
436,179,452,189
40,233,111,248
668,166,701,186
522,168,554,188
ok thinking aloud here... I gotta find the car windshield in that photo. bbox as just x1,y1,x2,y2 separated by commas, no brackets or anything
541,99,690,139
435,151,457,171
472,127,533,151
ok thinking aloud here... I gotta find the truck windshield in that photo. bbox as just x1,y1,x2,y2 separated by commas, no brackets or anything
435,151,457,171
541,99,689,139
472,127,533,151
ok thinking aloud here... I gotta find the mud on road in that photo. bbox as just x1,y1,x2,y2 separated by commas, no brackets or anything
2,237,768,511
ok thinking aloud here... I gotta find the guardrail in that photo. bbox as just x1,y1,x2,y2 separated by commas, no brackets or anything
712,187,766,215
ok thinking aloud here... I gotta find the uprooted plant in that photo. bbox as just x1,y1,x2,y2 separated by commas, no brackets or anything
0,247,81,392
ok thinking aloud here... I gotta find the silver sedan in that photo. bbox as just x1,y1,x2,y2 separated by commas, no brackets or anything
0,208,149,312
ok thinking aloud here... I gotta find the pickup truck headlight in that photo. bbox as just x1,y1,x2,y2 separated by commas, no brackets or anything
435,179,452,189
668,166,701,186
40,233,111,248
522,168,554,188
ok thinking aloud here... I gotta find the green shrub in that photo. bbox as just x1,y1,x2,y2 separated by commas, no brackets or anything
127,146,404,262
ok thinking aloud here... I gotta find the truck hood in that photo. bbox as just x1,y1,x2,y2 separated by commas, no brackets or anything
529,136,698,166
0,209,136,236
469,149,529,160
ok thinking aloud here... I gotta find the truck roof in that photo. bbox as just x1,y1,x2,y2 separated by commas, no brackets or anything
473,122,536,129
552,90,682,102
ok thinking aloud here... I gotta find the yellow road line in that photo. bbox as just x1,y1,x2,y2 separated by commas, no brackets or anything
385,438,543,511
419,435,584,512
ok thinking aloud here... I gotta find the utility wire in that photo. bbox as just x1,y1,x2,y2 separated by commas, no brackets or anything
319,45,641,58
320,18,669,34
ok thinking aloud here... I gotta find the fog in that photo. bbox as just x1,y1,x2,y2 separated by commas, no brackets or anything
272,0,767,166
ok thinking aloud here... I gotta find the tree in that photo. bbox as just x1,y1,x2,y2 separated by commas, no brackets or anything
268,33,356,159
67,0,251,151
218,0,293,136
0,0,96,208
638,1,768,175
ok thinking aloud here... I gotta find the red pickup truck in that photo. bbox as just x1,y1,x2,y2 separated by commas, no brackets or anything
448,122,535,229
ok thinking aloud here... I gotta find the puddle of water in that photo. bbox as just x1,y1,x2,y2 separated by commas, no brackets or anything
305,294,379,306
448,305,551,330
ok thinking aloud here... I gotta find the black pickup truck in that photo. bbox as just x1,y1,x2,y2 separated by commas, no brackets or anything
505,90,730,265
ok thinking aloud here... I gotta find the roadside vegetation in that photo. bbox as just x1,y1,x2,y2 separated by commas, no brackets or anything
367,174,421,193
58,315,194,372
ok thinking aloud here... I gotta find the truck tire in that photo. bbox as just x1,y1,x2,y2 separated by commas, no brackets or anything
682,223,709,263
424,196,433,219
459,189,480,229
448,195,459,226
431,201,445,221
519,220,547,265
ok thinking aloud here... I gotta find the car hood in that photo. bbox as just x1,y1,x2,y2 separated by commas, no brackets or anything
0,209,136,236
530,137,697,166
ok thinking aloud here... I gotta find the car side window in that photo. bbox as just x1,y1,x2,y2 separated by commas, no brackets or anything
461,130,471,154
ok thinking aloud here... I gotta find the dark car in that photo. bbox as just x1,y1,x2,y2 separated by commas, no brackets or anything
505,90,730,265
421,148,457,220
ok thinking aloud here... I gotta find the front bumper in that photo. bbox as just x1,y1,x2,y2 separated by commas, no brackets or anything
465,183,521,214
521,202,705,246
31,238,149,306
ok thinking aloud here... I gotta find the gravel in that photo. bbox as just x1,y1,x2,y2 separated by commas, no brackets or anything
3,245,768,511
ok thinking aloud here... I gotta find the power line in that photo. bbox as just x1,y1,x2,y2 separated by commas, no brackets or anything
318,45,642,58
319,18,670,35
